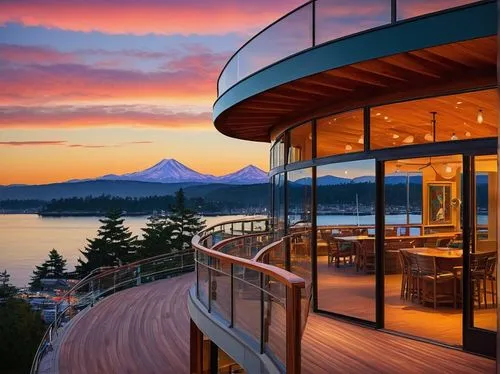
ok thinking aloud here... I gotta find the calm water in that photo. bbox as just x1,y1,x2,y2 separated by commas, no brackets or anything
0,213,487,287
0,214,250,287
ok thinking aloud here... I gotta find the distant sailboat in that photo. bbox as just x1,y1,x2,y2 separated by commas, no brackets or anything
356,193,360,226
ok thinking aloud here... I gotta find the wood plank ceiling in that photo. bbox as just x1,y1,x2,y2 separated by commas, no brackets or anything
214,36,497,143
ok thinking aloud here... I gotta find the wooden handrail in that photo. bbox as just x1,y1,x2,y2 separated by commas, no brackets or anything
193,235,305,287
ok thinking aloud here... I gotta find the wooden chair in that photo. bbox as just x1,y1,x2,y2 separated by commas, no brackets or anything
417,255,456,309
485,254,497,307
361,240,375,274
470,252,493,309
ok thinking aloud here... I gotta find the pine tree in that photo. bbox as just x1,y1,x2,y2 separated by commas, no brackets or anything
29,249,67,291
46,249,67,278
0,270,15,298
139,213,174,258
76,209,138,276
168,189,205,252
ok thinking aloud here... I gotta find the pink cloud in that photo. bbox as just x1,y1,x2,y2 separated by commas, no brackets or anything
0,46,230,104
0,105,212,129
0,0,305,36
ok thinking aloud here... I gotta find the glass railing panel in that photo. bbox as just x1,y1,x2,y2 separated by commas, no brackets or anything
210,261,232,324
263,278,287,370
232,265,262,349
396,0,480,20
314,0,391,46
218,54,238,96
197,252,210,309
219,3,313,95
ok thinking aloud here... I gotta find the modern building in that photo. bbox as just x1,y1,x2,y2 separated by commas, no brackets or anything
189,1,498,373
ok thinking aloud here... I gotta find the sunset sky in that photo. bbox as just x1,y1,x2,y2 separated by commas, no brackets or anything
0,0,305,185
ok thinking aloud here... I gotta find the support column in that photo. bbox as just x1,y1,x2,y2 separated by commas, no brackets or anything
190,319,203,374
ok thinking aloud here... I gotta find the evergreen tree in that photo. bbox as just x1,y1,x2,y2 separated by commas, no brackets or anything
139,213,174,258
29,249,67,291
76,209,138,276
0,299,46,373
168,189,205,252
46,249,67,278
0,270,16,298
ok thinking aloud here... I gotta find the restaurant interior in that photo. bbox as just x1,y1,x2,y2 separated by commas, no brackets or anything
281,88,497,350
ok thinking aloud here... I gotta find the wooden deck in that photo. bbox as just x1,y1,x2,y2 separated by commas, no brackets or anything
58,272,495,374
58,273,193,374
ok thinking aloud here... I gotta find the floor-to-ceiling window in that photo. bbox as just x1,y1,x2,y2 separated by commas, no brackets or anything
471,155,497,332
384,155,464,346
316,159,376,322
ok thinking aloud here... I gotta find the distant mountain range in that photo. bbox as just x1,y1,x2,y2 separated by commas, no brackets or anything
71,159,268,185
294,174,424,186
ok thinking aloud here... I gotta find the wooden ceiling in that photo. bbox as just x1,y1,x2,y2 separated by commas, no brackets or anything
214,36,497,143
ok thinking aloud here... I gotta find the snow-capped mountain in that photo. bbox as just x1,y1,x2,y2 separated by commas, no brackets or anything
92,159,268,185
218,165,268,184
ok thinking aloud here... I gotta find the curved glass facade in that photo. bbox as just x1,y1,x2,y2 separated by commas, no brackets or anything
269,87,497,354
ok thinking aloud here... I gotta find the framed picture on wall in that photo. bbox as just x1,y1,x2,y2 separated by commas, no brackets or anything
428,183,452,225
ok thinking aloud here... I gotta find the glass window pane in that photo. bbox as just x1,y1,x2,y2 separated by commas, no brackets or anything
316,159,376,321
273,173,286,238
315,0,391,45
317,109,364,158
472,155,497,332
384,155,463,346
371,89,497,150
288,122,312,164
397,0,479,21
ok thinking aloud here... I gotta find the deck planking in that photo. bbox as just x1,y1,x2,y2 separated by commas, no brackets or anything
58,272,495,374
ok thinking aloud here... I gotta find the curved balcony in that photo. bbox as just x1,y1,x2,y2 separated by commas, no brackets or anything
190,217,312,373
214,1,496,142
30,250,195,374
218,0,487,96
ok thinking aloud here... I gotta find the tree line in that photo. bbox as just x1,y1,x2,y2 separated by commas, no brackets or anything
29,189,205,289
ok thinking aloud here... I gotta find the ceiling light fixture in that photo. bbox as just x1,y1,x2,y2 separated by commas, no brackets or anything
358,136,364,145
392,134,400,139
451,133,458,141
465,131,471,137
445,164,453,174
477,109,484,124
402,135,414,144
308,133,312,140
424,133,433,142
345,144,353,151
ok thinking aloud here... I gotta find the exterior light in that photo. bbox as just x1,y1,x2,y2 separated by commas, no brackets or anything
402,135,414,144
477,109,484,124
465,131,471,137
392,134,400,139
424,133,433,142
445,164,453,174
451,133,458,141
345,144,353,151
358,136,364,144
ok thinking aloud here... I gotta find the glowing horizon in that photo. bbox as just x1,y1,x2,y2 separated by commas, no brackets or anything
0,0,305,185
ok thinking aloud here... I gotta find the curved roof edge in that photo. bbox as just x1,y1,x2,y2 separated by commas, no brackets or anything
213,2,497,134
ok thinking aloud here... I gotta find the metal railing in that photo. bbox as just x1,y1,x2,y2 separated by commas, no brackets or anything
217,0,486,96
192,217,309,373
30,250,195,374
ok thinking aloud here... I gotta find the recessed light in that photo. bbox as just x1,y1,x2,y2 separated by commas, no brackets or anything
402,135,414,144
392,134,399,139
345,144,353,151
465,131,471,137
456,101,462,105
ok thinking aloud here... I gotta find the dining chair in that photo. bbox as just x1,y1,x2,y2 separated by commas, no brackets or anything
417,255,456,309
361,240,375,274
485,254,497,306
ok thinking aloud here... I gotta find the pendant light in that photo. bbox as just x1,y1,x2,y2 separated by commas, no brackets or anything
477,109,484,124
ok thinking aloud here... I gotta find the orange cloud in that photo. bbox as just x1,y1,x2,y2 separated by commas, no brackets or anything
0,105,212,129
0,140,66,146
0,0,304,35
